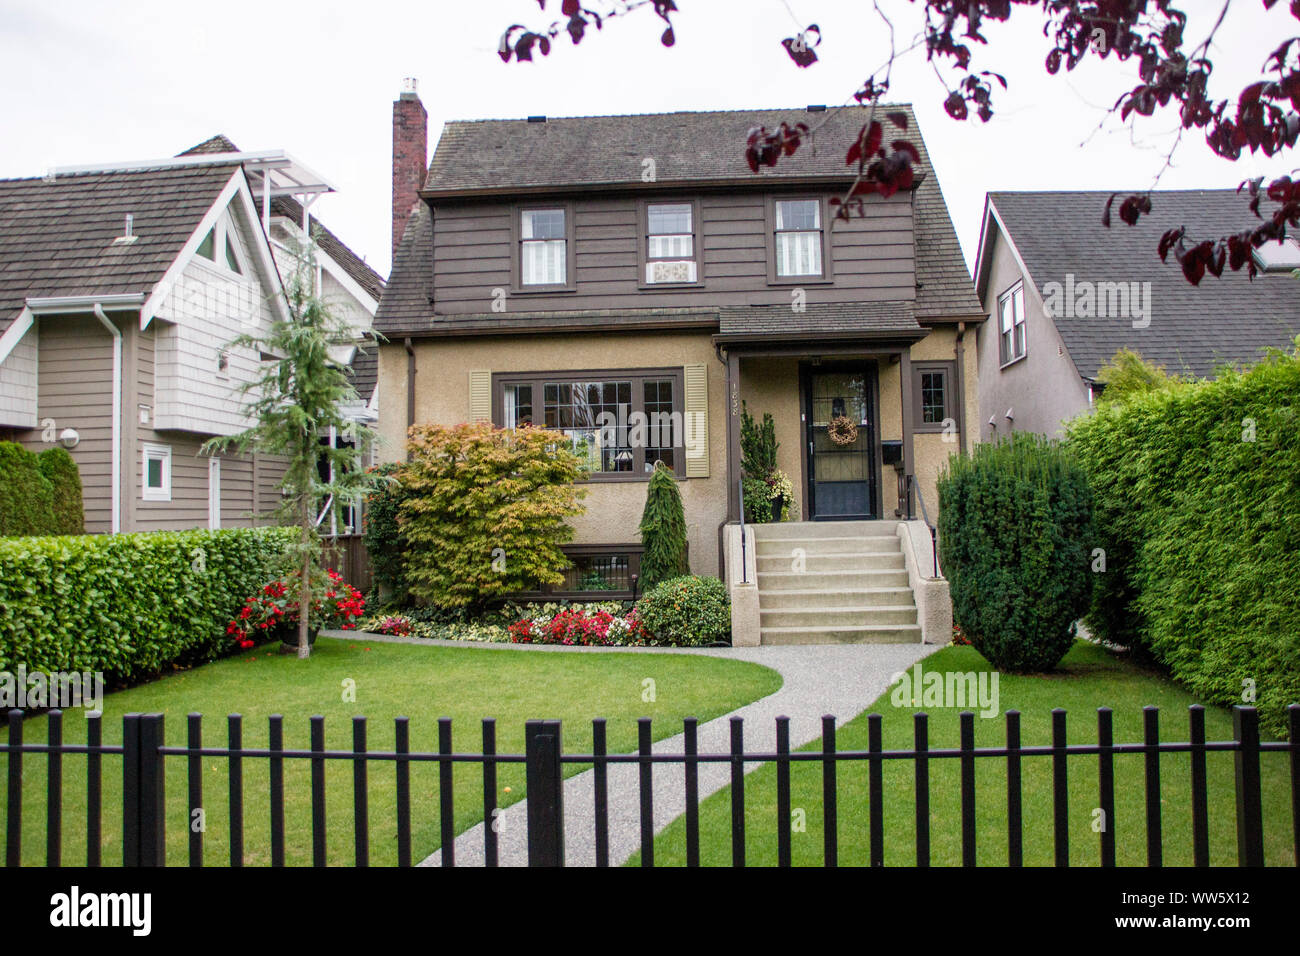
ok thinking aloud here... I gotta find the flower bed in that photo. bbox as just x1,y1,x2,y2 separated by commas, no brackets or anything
507,606,651,646
226,568,365,648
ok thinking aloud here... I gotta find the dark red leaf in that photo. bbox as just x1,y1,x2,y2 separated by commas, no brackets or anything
886,111,909,130
944,91,968,120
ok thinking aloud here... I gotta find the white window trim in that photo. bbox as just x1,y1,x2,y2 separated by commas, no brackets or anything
142,443,172,502
208,457,221,529
998,281,1028,369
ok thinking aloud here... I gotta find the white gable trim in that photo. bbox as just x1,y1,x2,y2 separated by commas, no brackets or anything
140,169,289,331
0,308,34,367
975,199,1050,318
270,219,380,315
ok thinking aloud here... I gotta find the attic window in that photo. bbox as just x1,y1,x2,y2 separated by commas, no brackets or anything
197,229,216,261
225,234,243,274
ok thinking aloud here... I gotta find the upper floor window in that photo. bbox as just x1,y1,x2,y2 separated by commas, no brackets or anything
643,202,697,284
519,208,567,286
774,199,823,277
998,282,1027,366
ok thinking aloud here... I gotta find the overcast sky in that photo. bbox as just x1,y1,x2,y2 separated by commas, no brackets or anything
1,1,1291,279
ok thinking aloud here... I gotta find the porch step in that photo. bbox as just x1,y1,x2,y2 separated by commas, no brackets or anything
759,624,924,645
761,605,919,627
751,519,899,539
749,520,919,645
757,569,911,590
755,535,901,556
757,586,914,609
755,551,905,573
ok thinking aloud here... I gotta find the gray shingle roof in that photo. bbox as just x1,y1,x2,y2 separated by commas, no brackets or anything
988,190,1300,380
349,346,378,404
378,106,980,335
718,301,921,337
0,163,239,332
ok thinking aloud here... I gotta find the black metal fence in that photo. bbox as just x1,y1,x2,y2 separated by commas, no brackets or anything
3,705,1298,867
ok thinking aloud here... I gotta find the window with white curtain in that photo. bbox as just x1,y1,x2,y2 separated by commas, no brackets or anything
520,208,567,286
774,199,823,277
644,202,697,283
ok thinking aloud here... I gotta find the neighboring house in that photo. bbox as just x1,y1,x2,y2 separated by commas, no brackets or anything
374,85,984,644
973,189,1300,440
0,141,381,535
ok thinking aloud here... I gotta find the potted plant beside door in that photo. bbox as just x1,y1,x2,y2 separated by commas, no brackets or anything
739,402,796,522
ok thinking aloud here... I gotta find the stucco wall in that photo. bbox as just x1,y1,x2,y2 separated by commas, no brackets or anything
977,229,1092,441
380,331,728,575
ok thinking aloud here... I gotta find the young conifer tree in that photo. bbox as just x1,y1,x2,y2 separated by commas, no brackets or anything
638,459,689,590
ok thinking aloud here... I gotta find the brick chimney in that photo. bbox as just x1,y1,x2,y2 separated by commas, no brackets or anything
392,77,428,260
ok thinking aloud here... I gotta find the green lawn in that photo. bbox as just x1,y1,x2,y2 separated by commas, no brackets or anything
636,642,1297,867
1,637,782,866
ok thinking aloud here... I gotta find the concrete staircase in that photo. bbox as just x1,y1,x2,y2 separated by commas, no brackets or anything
753,520,921,644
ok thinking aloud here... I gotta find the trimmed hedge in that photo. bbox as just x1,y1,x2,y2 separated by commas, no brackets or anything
0,526,296,680
938,432,1094,672
38,447,84,535
1068,348,1300,735
0,440,56,536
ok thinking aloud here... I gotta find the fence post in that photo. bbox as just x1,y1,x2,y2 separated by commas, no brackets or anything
525,720,564,867
123,713,166,867
1232,706,1264,867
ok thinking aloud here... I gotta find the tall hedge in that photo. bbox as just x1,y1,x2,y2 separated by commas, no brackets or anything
0,440,55,536
0,526,296,680
38,447,84,535
362,462,409,601
1068,347,1300,734
938,432,1093,672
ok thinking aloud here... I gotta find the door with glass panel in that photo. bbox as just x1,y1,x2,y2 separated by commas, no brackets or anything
805,365,877,519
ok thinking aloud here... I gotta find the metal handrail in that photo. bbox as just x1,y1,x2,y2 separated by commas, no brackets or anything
906,474,940,579
737,478,748,584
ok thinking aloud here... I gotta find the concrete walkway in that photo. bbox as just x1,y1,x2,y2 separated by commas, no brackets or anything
318,633,939,867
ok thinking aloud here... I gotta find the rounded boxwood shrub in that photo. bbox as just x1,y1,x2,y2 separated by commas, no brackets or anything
38,446,84,535
0,440,55,536
938,432,1093,672
635,575,731,646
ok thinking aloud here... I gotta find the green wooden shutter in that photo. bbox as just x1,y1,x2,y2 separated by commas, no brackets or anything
683,363,709,478
469,370,492,422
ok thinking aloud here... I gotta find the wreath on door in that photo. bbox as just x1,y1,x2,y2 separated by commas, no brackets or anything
828,414,858,445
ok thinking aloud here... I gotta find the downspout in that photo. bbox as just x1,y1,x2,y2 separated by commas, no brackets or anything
404,337,416,460
93,303,123,534
954,321,967,455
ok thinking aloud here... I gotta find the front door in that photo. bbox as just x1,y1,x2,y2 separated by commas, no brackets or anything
805,364,877,520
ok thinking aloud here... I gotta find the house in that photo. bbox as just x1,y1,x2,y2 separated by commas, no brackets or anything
374,84,984,644
0,141,382,535
973,189,1300,439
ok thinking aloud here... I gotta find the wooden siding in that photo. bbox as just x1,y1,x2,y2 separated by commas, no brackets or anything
429,191,916,314
15,315,114,533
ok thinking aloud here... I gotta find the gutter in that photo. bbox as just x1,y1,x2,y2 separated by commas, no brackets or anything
404,337,416,454
954,320,967,455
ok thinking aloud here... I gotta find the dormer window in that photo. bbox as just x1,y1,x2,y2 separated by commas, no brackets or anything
643,202,698,284
1254,236,1300,272
197,229,216,261
224,234,243,275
